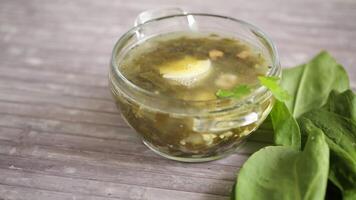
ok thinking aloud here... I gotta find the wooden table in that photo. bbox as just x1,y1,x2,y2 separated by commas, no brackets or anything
0,0,355,199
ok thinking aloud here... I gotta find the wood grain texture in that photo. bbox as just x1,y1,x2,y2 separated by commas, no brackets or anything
0,0,355,199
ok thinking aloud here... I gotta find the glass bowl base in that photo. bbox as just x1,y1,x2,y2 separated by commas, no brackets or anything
142,139,246,163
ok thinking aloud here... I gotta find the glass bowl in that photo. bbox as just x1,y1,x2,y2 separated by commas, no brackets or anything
109,8,280,162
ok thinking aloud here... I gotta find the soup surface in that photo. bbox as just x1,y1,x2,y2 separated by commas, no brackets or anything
119,32,270,101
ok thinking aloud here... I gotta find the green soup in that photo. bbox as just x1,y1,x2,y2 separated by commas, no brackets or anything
112,32,273,160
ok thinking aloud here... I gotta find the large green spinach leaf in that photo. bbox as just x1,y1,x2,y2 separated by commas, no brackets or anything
233,51,354,200
281,51,349,118
323,90,356,121
299,110,356,200
235,121,329,200
270,100,301,149
257,52,349,150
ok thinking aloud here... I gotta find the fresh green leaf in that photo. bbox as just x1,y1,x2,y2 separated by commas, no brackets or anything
299,110,356,200
258,76,290,102
229,52,351,151
235,121,329,200
270,100,301,150
323,90,356,121
215,89,235,98
343,191,356,200
281,51,350,117
231,51,353,200
247,101,300,150
216,85,251,99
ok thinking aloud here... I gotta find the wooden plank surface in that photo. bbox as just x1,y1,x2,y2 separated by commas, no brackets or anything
0,0,355,199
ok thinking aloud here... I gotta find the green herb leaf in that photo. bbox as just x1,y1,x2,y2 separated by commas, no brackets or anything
270,100,301,150
215,89,235,98
281,51,350,117
323,90,356,121
216,85,251,99
299,110,356,200
235,121,329,200
258,76,290,102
